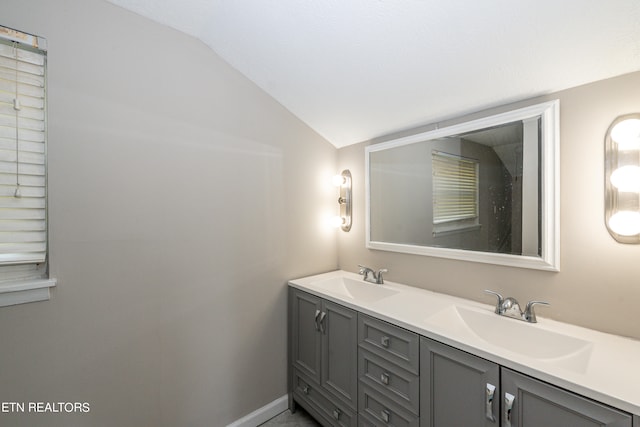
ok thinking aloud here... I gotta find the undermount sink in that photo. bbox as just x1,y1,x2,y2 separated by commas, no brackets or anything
313,276,399,303
426,305,593,371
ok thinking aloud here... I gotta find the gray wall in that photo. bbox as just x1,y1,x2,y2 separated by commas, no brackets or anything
0,0,337,426
338,70,640,341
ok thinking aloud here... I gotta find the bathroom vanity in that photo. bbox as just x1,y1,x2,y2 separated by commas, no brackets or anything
288,270,640,427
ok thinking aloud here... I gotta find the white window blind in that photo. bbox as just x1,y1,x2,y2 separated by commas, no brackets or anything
0,38,46,266
432,151,478,224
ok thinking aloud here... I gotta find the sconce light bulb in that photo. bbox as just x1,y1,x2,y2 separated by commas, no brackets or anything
608,211,640,236
332,174,346,187
330,215,345,228
610,165,640,192
611,119,640,151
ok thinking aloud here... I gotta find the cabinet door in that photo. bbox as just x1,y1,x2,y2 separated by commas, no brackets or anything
290,288,322,384
322,300,358,409
420,337,499,427
501,368,632,427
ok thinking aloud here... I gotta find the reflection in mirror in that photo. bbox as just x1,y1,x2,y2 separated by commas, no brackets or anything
366,101,559,271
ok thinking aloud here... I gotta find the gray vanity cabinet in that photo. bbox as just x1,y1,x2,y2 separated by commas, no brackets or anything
501,368,632,427
420,337,499,427
420,337,632,427
290,288,358,426
289,284,637,427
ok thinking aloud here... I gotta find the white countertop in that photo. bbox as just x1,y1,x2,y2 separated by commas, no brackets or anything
289,270,640,415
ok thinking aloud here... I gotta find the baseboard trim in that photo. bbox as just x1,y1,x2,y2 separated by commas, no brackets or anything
227,394,289,427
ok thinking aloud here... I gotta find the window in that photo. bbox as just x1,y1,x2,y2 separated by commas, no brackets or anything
432,151,479,226
0,26,54,307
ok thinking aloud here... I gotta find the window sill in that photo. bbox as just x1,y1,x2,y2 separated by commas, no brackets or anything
433,223,482,237
0,278,57,307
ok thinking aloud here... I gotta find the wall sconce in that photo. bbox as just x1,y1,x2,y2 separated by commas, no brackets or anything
332,169,352,232
605,114,640,243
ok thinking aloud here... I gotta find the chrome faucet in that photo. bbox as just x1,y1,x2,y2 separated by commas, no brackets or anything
358,265,388,285
484,290,549,323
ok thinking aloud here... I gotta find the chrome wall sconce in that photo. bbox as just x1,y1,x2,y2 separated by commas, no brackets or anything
605,114,640,243
332,169,352,232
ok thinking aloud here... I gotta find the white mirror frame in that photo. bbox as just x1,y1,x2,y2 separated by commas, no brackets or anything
365,100,560,271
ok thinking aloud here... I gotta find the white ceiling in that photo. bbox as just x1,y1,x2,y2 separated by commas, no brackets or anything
105,0,640,148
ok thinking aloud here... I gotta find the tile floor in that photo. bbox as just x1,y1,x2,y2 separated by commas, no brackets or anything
260,407,321,426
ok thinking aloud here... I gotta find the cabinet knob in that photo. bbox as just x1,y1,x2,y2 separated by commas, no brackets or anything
381,336,390,348
380,372,390,385
332,409,341,420
302,385,310,395
381,409,390,423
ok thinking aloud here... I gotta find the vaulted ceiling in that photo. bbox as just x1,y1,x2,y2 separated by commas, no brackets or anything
105,0,640,148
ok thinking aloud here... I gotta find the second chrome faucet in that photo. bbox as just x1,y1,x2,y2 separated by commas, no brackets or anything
358,264,388,285
485,290,549,323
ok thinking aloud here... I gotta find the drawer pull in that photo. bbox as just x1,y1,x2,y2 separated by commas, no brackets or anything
504,392,515,427
380,372,390,385
333,409,341,420
302,385,310,395
485,383,496,422
381,335,390,348
381,409,391,423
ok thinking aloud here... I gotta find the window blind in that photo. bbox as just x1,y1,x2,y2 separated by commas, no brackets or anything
0,38,46,265
432,151,478,224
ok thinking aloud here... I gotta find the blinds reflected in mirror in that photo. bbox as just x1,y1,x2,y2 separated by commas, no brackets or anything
432,151,479,224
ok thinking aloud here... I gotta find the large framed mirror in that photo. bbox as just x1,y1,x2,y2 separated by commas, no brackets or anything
365,100,559,271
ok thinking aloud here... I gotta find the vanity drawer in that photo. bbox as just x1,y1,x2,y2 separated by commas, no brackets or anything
293,368,357,427
358,314,419,374
358,349,419,415
358,383,419,427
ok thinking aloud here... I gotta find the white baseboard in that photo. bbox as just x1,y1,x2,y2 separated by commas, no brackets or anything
227,394,289,427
